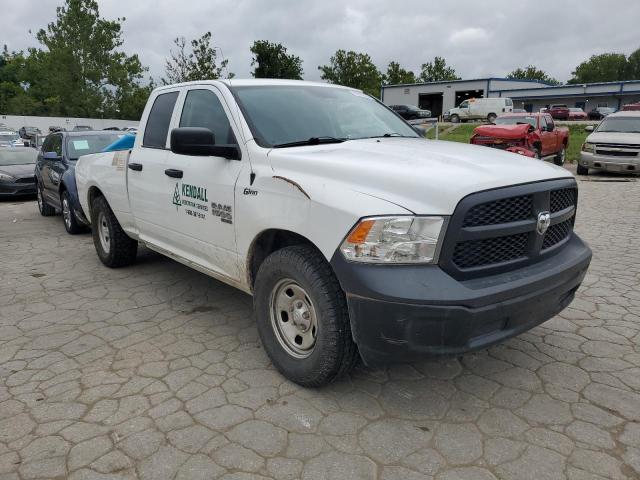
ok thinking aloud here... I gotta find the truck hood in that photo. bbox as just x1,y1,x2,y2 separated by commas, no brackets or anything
473,123,531,139
267,137,572,214
586,131,640,144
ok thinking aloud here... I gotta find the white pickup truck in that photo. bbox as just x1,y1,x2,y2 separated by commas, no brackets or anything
76,79,592,387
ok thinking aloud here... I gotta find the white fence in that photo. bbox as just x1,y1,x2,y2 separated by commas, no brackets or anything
0,114,138,133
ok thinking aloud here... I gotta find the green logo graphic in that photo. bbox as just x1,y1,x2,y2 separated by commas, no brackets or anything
172,183,182,208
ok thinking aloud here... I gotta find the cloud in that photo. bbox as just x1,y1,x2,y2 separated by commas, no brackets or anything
1,0,639,84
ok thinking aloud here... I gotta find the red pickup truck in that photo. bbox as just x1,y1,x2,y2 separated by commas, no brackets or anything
470,113,569,165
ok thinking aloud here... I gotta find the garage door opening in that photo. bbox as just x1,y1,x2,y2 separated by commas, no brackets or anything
418,93,443,117
455,89,484,107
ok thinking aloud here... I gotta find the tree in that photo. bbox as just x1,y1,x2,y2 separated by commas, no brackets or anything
31,0,147,118
568,53,629,84
0,46,33,114
507,65,560,85
250,40,303,79
418,56,460,82
164,32,232,84
626,47,640,80
383,61,416,85
318,50,382,97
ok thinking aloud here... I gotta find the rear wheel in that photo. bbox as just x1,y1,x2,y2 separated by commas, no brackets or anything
37,184,55,216
487,113,497,123
61,191,83,234
577,164,589,175
254,245,359,387
554,146,566,166
91,195,137,267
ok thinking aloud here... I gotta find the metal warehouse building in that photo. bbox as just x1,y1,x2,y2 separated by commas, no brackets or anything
381,78,640,117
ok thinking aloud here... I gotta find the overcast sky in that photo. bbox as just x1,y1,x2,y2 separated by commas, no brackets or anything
3,0,639,84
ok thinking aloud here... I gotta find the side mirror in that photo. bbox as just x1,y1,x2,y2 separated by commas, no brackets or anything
546,125,554,132
585,125,594,132
170,127,241,160
43,151,61,161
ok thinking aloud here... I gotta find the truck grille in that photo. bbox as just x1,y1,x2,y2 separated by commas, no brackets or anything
440,179,578,279
595,143,640,157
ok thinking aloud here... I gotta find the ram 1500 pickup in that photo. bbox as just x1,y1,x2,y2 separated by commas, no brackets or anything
471,113,569,165
75,80,592,387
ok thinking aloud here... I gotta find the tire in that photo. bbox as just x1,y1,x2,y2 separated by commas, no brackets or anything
577,164,589,175
37,183,55,216
554,146,566,166
253,245,359,387
90,195,137,268
533,148,542,160
450,114,460,123
61,190,83,234
487,113,497,123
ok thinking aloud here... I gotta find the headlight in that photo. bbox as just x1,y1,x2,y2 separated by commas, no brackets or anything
582,142,595,153
340,216,447,264
0,172,15,182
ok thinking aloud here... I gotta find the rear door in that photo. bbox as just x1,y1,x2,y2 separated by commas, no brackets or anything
128,89,180,247
163,86,246,281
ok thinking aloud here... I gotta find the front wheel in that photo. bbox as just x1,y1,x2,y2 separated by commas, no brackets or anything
450,114,460,123
487,113,497,123
90,195,137,268
577,164,589,175
554,147,566,166
61,191,83,234
253,245,359,387
37,184,55,216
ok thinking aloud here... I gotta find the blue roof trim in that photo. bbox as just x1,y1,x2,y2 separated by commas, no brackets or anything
490,79,640,93
382,77,552,88
495,90,640,100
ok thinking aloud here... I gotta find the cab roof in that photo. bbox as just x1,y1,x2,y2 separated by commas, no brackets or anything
154,78,357,92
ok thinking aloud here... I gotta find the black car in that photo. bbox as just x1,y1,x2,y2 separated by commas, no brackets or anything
0,148,38,198
588,107,616,120
389,104,432,120
36,130,123,233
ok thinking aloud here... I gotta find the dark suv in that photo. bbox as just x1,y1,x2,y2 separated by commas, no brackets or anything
390,104,432,120
35,130,123,233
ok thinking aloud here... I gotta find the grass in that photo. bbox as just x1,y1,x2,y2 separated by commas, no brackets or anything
425,122,592,163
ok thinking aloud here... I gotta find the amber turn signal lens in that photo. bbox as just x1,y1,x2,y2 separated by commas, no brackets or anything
346,219,375,244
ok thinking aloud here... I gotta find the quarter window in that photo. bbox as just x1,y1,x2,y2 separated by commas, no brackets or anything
180,89,236,144
143,91,179,148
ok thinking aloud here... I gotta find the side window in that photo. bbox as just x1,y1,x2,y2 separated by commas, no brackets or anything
143,91,179,149
180,89,236,145
539,115,547,131
41,136,52,153
50,135,63,155
546,116,555,131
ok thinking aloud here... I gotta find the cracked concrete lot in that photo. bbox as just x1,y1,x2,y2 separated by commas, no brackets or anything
1,175,639,480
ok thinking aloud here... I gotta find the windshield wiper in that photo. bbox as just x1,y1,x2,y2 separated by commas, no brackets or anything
364,133,416,139
272,136,347,148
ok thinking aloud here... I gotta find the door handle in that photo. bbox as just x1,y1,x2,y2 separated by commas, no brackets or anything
164,169,183,179
128,163,143,171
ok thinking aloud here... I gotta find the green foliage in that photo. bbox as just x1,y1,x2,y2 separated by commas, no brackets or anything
250,40,303,80
163,32,233,84
318,50,383,97
383,61,416,85
418,56,460,82
507,65,560,85
568,52,630,84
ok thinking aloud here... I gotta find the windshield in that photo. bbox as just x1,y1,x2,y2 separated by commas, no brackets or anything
231,85,418,147
66,133,123,160
569,108,583,112
596,117,640,133
494,116,537,128
0,133,20,142
0,149,37,166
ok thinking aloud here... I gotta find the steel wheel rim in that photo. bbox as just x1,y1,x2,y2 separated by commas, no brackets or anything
97,211,110,253
269,279,318,358
62,197,71,228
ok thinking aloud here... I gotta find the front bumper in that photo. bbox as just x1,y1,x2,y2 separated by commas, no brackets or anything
0,179,37,197
580,151,640,173
331,234,591,365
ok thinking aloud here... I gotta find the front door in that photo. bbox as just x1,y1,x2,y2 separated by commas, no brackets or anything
128,90,180,248
40,133,63,206
164,87,246,281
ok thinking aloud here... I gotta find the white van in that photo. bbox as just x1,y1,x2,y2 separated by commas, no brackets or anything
446,97,513,123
